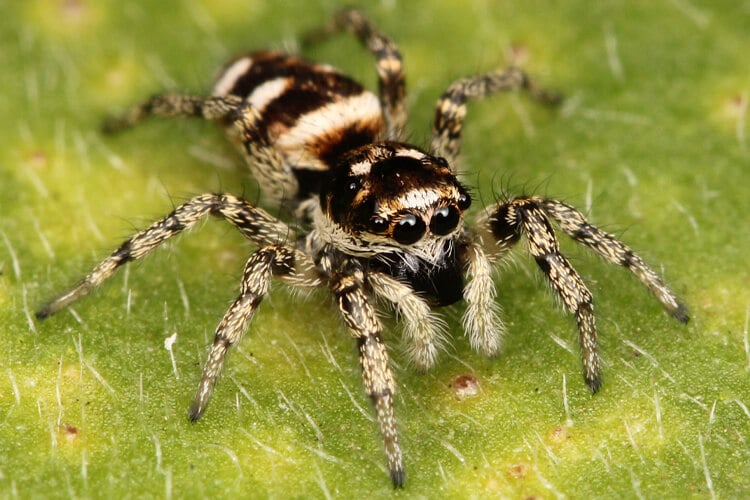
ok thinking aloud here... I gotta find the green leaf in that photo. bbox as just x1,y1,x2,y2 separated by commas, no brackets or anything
2,0,748,497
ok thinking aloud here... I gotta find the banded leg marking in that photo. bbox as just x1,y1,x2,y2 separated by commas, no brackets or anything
431,67,560,167
102,94,244,133
189,245,302,420
483,197,600,390
541,199,689,323
481,196,688,391
36,193,290,319
331,264,404,487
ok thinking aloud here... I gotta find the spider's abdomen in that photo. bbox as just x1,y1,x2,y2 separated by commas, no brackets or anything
212,51,384,193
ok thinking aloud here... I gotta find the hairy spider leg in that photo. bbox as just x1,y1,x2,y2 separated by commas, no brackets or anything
431,67,561,168
101,94,244,133
481,197,600,390
330,261,404,487
190,245,318,420
479,196,688,391
36,193,292,318
103,94,299,204
541,198,690,323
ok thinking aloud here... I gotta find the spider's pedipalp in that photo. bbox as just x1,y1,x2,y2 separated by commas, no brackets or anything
368,270,447,370
461,241,505,357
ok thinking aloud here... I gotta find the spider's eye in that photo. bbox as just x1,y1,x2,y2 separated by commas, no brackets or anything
457,191,471,210
347,178,361,192
369,216,389,233
430,206,460,235
435,156,449,168
393,214,426,245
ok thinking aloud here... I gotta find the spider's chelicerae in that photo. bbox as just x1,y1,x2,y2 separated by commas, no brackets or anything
38,9,688,486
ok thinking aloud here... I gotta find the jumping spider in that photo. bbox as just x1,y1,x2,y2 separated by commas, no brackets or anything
37,9,688,486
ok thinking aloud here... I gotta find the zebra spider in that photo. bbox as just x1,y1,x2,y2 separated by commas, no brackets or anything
37,9,689,487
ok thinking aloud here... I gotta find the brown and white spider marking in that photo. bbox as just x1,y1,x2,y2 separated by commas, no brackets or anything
37,9,688,487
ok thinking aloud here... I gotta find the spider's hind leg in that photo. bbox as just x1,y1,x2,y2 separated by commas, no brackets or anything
102,94,244,133
431,67,561,169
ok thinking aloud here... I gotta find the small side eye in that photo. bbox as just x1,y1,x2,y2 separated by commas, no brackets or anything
347,178,361,192
393,214,426,244
457,191,471,210
369,216,389,233
430,206,460,235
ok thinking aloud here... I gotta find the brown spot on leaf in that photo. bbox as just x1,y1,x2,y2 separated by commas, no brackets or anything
508,462,528,479
62,423,79,442
451,374,480,399
62,0,84,19
549,426,570,444
25,150,49,171
505,44,530,66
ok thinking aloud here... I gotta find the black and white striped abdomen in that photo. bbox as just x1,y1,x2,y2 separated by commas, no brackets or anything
212,51,384,174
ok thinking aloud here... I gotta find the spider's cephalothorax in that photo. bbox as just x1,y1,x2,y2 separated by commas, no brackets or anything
317,142,473,305
37,9,688,487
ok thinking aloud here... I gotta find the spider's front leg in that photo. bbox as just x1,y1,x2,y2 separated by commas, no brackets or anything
302,8,406,140
331,261,404,487
478,197,601,390
477,196,688,391
36,193,290,319
190,244,319,420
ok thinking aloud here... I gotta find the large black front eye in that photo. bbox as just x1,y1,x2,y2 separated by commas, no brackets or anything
430,206,460,235
393,214,426,244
